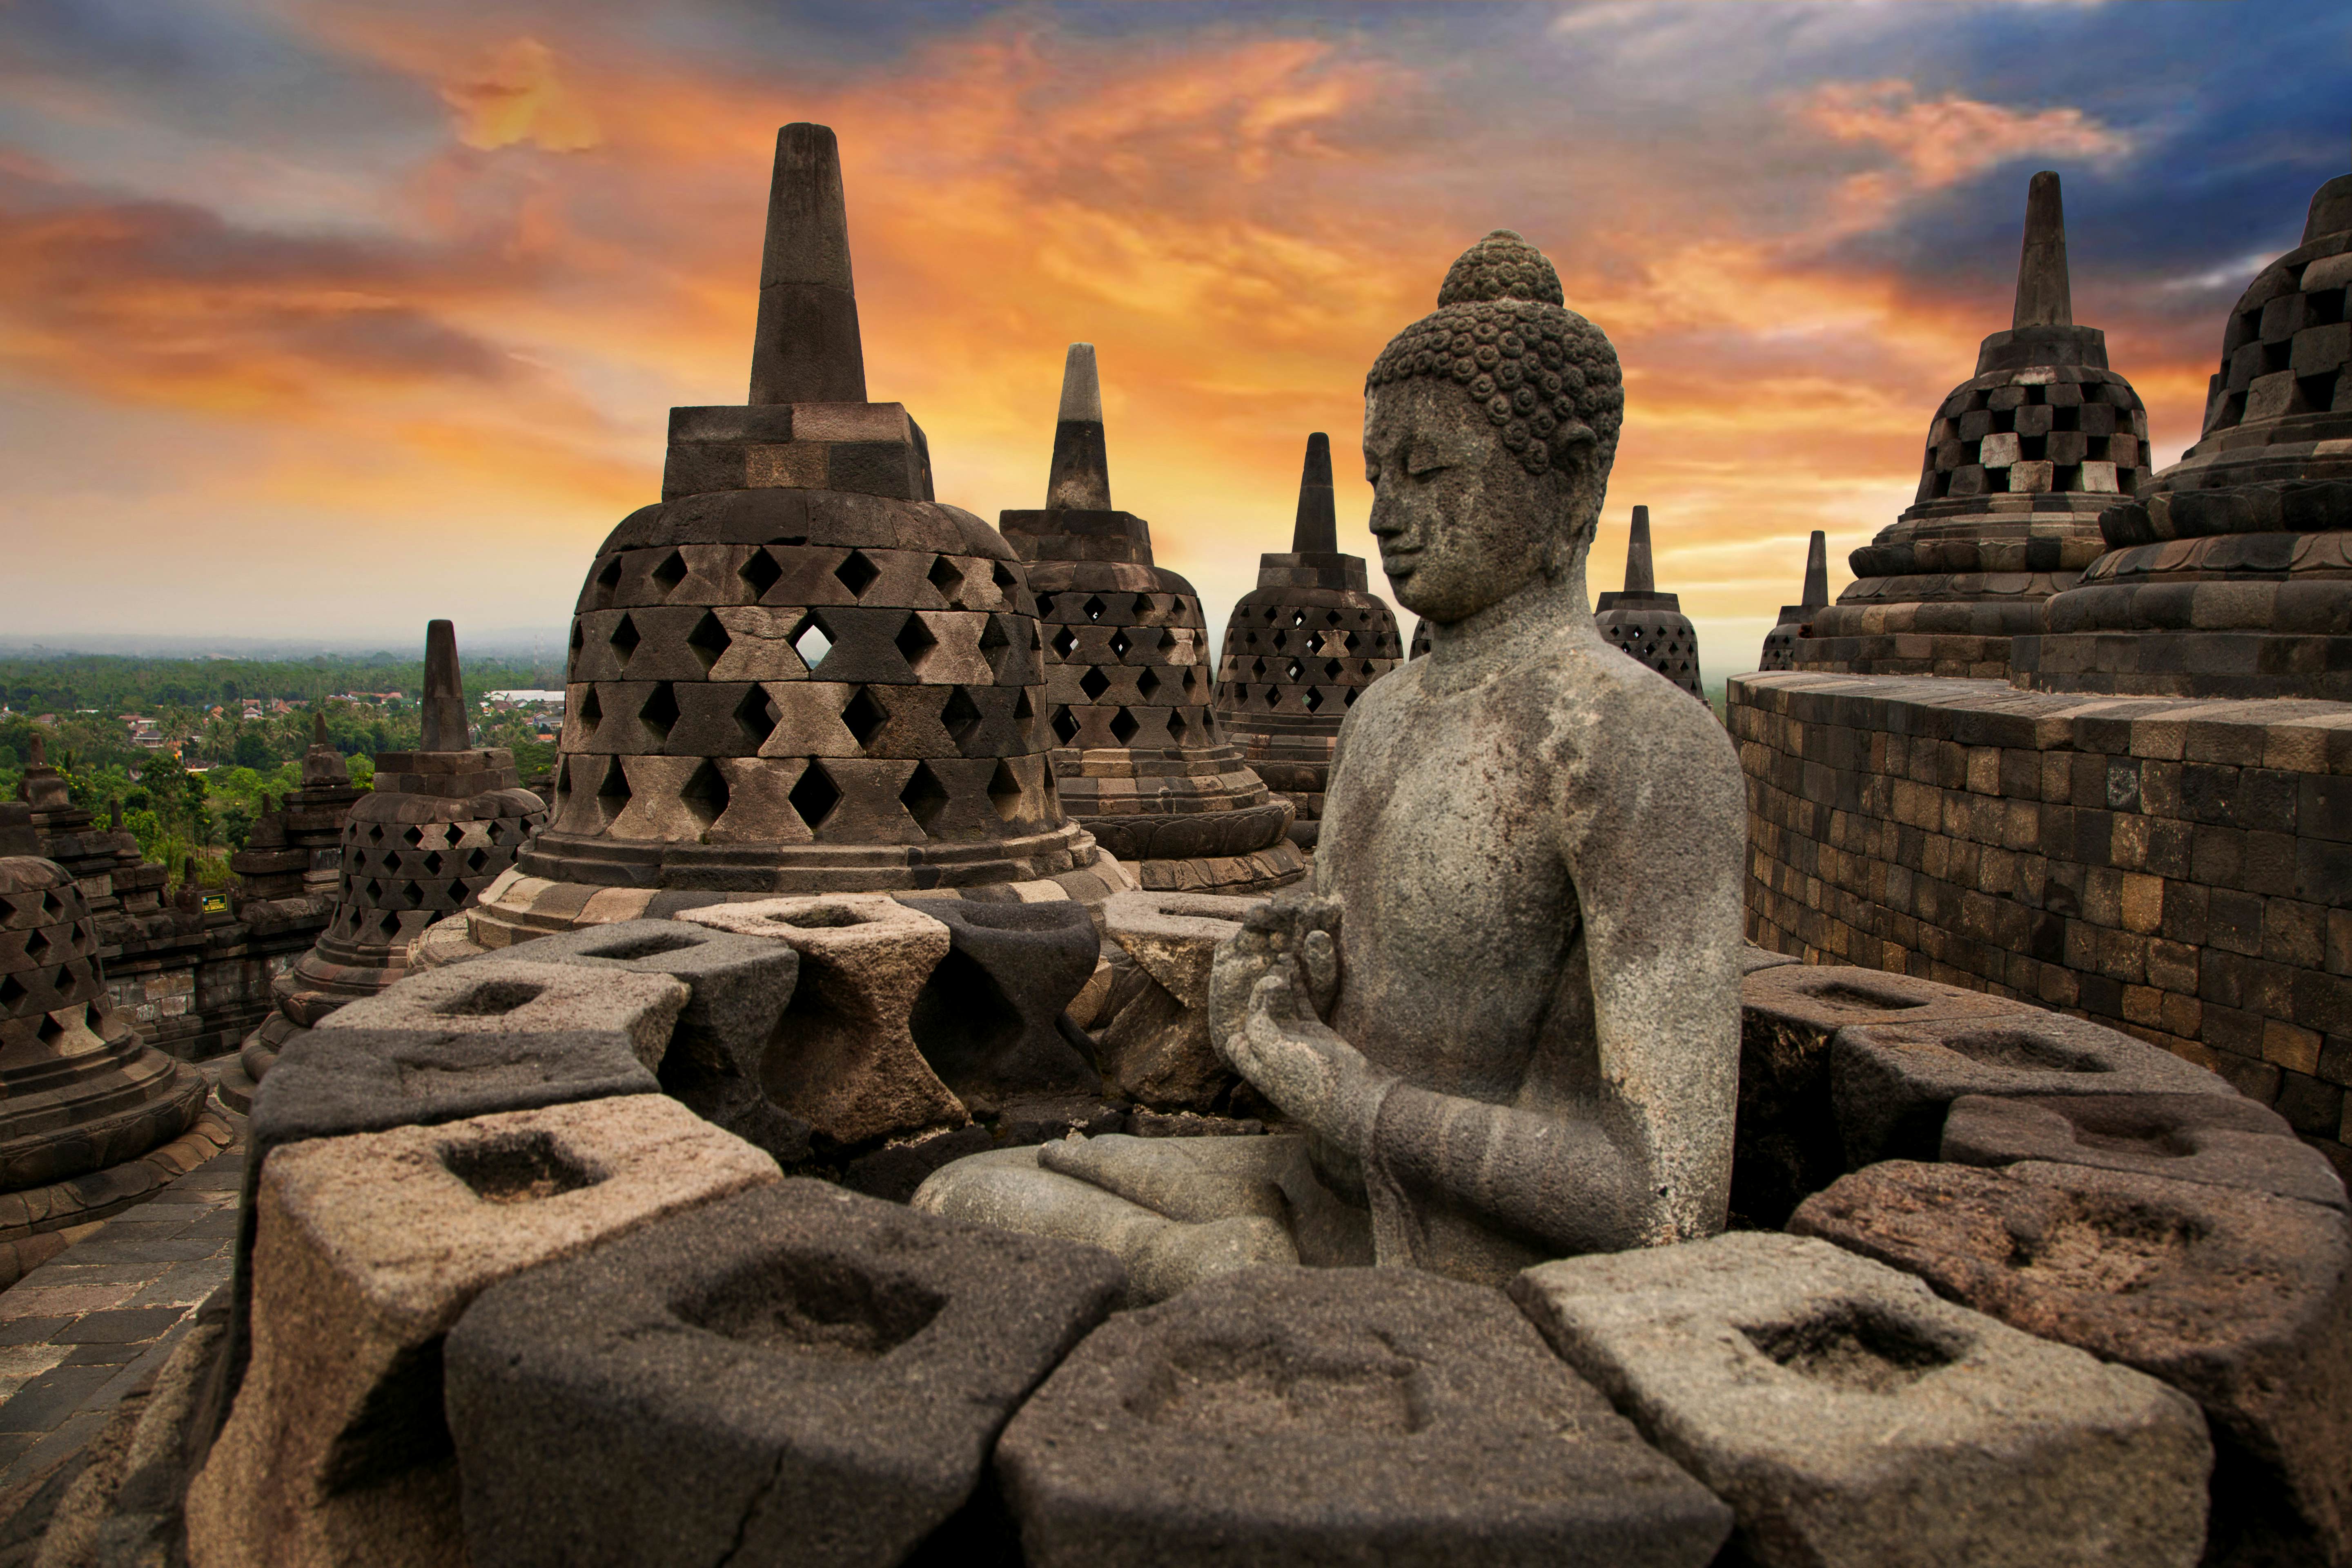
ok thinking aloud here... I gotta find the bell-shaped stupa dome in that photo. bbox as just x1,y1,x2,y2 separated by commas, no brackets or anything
1002,346,1306,894
471,126,1120,946
1800,172,2152,677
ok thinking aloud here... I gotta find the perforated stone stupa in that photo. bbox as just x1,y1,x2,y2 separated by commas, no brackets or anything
2014,140,2352,699
1757,531,1829,671
1000,345,1305,894
1802,172,2152,678
221,622,543,1105
469,125,1121,947
1211,434,1405,849
1592,506,1704,697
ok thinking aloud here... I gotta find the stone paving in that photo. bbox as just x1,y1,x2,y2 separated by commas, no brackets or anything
0,1127,241,1503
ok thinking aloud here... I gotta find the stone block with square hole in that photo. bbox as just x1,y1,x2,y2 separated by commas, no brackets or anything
1512,1231,2212,1568
1094,891,1266,1113
900,895,1100,1105
318,958,690,1071
1793,1159,2352,1568
1731,964,2039,1230
476,918,804,1155
998,1263,1732,1568
185,1097,779,1568
443,1177,1123,1568
1940,1091,2348,1210
680,895,963,1148
1829,1007,2235,1168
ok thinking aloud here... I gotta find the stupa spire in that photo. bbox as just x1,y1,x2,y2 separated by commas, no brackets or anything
419,620,468,753
748,123,866,405
1623,505,1656,595
1045,344,1111,511
2012,170,2073,331
1802,529,1829,611
1292,434,1339,555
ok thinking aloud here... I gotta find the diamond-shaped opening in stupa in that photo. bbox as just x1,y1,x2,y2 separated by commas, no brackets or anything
941,686,983,753
1324,659,1343,680
652,550,688,599
1167,707,1189,744
1052,626,1080,660
739,548,783,600
841,687,888,751
577,687,603,739
688,612,732,673
593,556,623,609
681,760,730,831
900,762,950,835
0,973,22,1011
734,688,777,750
788,762,840,831
1262,687,1281,708
1303,688,1324,713
1051,706,1081,745
1109,629,1131,659
610,613,642,668
1131,594,1154,619
789,613,833,672
1079,666,1111,702
1083,595,1107,622
1109,708,1140,744
992,561,1019,595
1136,667,1160,699
927,555,964,605
988,760,1022,821
1284,660,1304,682
835,550,882,599
639,683,680,744
596,757,632,822
895,614,938,675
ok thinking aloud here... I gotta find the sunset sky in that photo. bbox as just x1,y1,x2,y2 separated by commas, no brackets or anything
2,1,2345,670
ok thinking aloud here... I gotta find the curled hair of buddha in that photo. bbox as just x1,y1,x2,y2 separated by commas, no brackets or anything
1367,230,1622,480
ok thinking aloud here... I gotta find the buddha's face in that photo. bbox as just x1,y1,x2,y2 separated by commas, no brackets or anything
1363,379,1599,622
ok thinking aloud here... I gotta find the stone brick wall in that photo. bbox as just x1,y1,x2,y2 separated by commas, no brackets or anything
1731,669,2352,1178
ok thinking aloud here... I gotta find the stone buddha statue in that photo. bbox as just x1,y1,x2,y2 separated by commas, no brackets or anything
914,232,1744,1299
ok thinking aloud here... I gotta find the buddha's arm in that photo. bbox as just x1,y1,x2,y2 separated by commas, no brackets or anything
1365,1083,1648,1254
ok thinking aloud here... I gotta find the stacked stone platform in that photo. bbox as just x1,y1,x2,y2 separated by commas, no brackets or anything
1733,669,2352,1178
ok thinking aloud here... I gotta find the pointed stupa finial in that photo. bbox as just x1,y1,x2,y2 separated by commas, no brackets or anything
1624,506,1656,595
420,620,468,753
2012,171,2073,330
1802,529,1829,610
748,124,866,406
1045,344,1111,511
26,733,45,771
1292,434,1339,555
311,711,328,747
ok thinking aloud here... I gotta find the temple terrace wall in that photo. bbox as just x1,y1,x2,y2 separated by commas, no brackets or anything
1732,669,2352,1178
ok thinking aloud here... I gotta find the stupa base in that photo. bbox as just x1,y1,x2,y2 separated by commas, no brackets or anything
1130,839,1309,896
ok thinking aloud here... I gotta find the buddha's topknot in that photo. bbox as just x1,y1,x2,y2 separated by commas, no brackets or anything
1368,230,1620,478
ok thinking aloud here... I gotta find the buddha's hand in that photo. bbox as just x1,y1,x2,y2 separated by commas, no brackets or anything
1223,964,1392,1156
1207,889,1341,1056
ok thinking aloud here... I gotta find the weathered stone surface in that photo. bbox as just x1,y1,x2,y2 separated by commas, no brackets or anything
186,1096,778,1568
316,958,689,1071
1096,891,1260,1110
998,1265,1731,1567
1792,1159,2352,1567
680,894,963,1146
1733,964,2037,1229
444,1178,1123,1568
479,918,803,1157
1942,1091,2348,1210
902,895,1099,1103
1512,1230,2212,1568
1832,1007,2234,1167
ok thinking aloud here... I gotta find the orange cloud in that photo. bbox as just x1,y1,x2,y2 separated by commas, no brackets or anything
440,37,601,153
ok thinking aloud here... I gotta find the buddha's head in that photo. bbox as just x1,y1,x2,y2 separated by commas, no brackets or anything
1363,232,1621,623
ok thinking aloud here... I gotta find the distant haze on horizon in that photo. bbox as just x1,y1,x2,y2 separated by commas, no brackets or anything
2,0,2344,673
